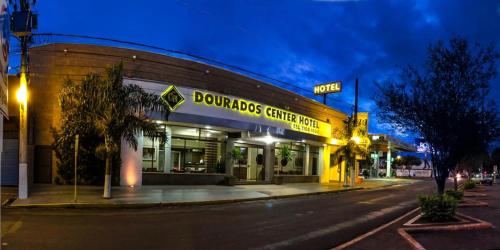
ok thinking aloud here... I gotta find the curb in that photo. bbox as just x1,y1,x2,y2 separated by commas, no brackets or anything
398,212,494,250
5,186,367,209
397,228,425,250
458,198,488,207
332,207,421,250
2,197,16,207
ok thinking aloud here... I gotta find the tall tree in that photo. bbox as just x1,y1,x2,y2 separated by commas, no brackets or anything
491,147,500,168
375,38,499,194
59,63,168,198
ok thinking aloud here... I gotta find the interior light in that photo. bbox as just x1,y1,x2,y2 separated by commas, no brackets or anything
262,135,274,145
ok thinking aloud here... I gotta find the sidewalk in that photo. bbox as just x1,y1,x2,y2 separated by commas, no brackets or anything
7,178,418,208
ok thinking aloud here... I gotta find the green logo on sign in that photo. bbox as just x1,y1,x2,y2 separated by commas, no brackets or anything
161,85,185,111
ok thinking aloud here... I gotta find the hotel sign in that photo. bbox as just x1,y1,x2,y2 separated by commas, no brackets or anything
313,81,342,95
161,85,185,111
192,90,331,137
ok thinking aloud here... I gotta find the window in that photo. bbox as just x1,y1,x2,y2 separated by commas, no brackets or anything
275,143,306,175
142,125,227,174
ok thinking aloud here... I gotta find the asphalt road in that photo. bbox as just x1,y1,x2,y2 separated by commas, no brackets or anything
1,180,436,250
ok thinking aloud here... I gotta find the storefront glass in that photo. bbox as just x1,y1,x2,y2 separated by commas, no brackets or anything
142,125,227,174
274,143,308,175
308,146,319,175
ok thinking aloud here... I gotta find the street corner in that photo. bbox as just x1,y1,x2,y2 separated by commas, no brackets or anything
335,182,500,250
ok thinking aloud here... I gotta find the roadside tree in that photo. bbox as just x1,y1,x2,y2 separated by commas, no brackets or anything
375,38,499,194
57,63,168,198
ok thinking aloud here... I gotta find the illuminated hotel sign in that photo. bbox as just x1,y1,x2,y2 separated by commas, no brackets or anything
161,85,185,111
313,81,342,95
192,90,331,137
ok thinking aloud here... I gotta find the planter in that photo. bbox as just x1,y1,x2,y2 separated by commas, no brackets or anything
256,154,264,165
281,159,288,167
355,177,363,184
224,175,237,186
274,176,284,185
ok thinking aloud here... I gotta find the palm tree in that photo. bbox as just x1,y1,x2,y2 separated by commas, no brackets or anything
59,63,168,198
332,115,371,187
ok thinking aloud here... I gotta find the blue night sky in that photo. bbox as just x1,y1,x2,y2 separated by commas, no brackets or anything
13,0,500,142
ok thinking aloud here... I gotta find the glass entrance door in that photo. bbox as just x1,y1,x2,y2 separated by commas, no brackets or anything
172,151,181,172
233,144,265,181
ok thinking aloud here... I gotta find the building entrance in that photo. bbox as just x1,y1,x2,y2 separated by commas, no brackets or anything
232,143,265,181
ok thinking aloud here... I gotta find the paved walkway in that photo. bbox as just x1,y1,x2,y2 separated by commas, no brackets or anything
8,178,418,207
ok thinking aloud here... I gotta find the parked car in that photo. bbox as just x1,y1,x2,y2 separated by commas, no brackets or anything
471,173,493,185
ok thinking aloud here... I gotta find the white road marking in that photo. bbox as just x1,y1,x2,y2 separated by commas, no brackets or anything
332,207,420,249
358,194,395,204
255,200,416,250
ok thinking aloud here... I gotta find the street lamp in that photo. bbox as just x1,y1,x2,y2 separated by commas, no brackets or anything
16,75,28,103
17,72,29,199
351,136,361,144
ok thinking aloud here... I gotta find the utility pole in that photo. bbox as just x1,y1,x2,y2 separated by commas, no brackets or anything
11,0,37,199
350,78,359,187
74,134,79,202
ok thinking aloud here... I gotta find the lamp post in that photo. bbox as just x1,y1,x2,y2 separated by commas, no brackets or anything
17,56,28,199
11,0,37,199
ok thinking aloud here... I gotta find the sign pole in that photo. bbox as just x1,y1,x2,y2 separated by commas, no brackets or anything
494,165,497,184
350,78,359,187
74,134,79,202
323,93,326,105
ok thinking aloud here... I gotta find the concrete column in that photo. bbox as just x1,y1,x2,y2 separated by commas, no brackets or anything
319,145,330,184
247,147,254,179
264,143,275,182
225,138,236,175
350,157,355,187
374,151,379,177
303,145,310,176
163,126,172,173
386,141,391,178
120,131,143,186
352,160,359,186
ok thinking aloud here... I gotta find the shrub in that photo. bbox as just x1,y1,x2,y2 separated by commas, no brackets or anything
463,180,476,190
445,189,464,201
418,194,458,222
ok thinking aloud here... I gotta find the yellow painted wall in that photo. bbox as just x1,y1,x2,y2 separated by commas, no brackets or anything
319,145,331,184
